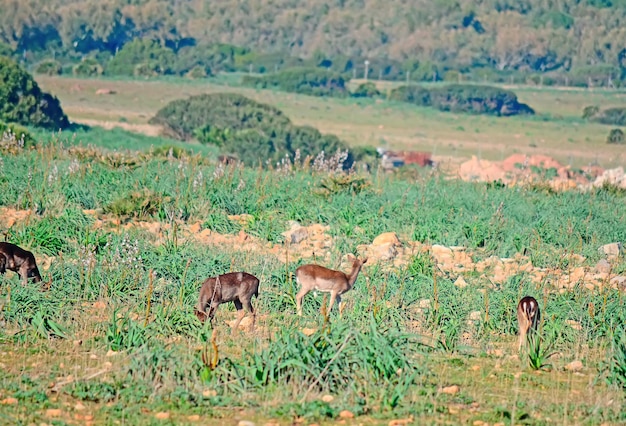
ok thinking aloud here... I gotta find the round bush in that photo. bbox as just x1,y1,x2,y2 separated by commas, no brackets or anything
0,56,69,129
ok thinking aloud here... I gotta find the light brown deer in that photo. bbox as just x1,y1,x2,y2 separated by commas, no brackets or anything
195,272,259,332
517,295,541,351
295,255,368,317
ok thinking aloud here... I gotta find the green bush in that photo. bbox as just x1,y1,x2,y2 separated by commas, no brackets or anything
73,58,103,77
0,56,69,129
149,93,291,141
593,108,626,126
607,128,625,144
351,82,381,98
389,83,534,116
388,85,431,105
34,59,62,76
242,67,348,97
149,92,353,167
106,38,176,77
0,121,35,147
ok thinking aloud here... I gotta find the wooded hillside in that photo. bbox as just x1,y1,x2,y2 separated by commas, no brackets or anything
1,0,625,79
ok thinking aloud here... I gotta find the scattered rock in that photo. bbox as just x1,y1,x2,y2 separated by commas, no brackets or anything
418,299,431,309
594,259,612,274
565,360,583,372
282,224,308,245
454,276,469,289
45,409,63,417
155,412,170,419
339,410,354,419
388,417,413,426
301,328,317,336
95,88,116,95
1,397,18,405
106,350,117,357
469,311,482,321
441,385,460,395
187,415,201,421
610,275,626,289
372,232,401,247
202,389,217,397
599,242,622,259
238,421,256,426
321,394,334,403
74,403,86,411
565,320,582,330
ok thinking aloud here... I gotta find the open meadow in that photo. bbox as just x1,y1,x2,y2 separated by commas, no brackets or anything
0,74,625,425
36,75,626,169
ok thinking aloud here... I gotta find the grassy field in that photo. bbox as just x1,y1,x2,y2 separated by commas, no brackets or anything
0,121,625,425
36,74,626,169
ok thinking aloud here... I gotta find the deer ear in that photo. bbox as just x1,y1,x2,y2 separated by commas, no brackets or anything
346,253,356,261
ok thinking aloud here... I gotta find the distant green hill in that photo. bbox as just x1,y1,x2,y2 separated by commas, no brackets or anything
1,0,625,80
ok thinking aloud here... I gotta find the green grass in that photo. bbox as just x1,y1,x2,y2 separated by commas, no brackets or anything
0,133,625,424
36,74,626,169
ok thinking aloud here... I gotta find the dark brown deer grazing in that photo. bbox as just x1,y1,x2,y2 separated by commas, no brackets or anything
195,272,259,332
295,255,368,317
0,242,42,285
517,296,541,351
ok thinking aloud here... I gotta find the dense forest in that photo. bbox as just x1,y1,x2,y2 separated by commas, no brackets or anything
1,0,626,83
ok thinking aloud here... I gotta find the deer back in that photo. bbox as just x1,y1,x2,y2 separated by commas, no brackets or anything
295,264,349,292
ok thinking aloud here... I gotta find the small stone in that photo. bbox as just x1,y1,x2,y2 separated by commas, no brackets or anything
599,242,622,259
1,397,18,405
89,354,98,360
441,385,460,395
155,412,170,420
454,276,469,289
594,259,612,274
418,299,431,309
565,360,583,372
388,418,413,426
372,232,401,247
106,350,117,357
84,415,94,421
238,421,256,426
339,410,354,419
202,389,217,397
321,394,334,403
103,361,113,368
74,403,86,411
469,311,481,321
45,409,63,417
73,340,83,346
187,415,201,421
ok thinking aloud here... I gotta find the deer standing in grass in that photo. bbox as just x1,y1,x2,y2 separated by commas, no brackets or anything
0,242,43,285
195,272,259,332
517,296,541,351
295,255,368,317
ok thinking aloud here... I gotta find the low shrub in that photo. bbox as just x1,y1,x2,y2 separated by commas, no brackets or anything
593,108,626,126
34,59,62,76
351,82,381,98
389,83,534,116
0,56,70,129
607,128,625,144
242,67,348,97
73,58,103,77
149,93,354,168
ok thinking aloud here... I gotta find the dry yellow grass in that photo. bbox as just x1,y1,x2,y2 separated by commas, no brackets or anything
36,75,626,169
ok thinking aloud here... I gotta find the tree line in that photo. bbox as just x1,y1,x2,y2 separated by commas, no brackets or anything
1,0,626,84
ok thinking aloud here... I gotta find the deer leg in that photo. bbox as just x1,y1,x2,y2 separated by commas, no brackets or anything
327,290,339,316
18,264,29,286
242,298,256,332
337,295,345,318
231,299,245,334
295,289,308,316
